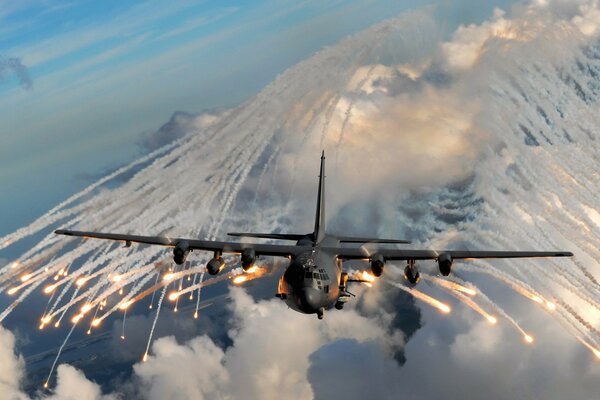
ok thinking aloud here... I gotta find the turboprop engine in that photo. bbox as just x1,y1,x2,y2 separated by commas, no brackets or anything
438,253,453,276
173,241,190,265
207,254,225,275
371,254,385,277
241,248,256,271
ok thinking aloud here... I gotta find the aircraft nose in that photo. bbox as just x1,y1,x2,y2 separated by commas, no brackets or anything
300,287,321,311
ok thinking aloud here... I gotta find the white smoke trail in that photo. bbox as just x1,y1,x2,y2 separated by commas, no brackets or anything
44,321,78,389
143,286,167,362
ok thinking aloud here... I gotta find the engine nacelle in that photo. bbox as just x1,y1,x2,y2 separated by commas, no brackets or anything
206,257,225,275
173,241,190,265
370,254,385,277
438,253,453,276
404,264,420,284
241,248,256,271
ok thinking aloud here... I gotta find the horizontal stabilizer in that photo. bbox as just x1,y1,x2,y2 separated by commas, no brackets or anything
337,236,411,244
227,232,306,241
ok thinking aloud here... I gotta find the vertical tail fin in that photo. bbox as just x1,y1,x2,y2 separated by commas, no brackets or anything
314,151,326,242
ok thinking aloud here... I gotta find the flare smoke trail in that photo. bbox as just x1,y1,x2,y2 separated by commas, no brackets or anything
1,5,600,390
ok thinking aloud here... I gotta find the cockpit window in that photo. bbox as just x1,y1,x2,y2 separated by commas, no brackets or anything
313,272,319,279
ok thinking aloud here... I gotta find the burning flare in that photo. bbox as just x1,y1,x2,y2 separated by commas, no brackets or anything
389,281,451,314
361,271,376,282
232,275,248,285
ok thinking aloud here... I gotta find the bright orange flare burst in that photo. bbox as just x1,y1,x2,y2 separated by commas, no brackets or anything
531,295,543,304
361,271,376,282
405,286,451,314
20,273,33,282
546,301,556,311
232,275,248,285
163,272,175,281
142,353,148,362
524,334,534,344
487,315,498,325
44,285,56,294
76,277,88,287
594,348,600,360
119,301,132,310
80,303,93,313
168,292,179,301
245,266,258,274
92,319,101,327
7,287,19,295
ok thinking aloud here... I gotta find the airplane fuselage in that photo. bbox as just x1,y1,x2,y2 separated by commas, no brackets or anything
276,236,345,318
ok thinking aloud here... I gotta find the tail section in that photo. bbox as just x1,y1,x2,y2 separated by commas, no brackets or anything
314,151,326,242
228,152,327,245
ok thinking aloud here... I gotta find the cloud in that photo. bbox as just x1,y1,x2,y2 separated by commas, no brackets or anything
0,324,116,400
43,364,116,400
441,8,517,71
133,335,228,400
0,325,28,400
131,286,408,400
140,111,221,151
440,0,600,73
572,1,600,36
388,308,600,400
0,56,32,90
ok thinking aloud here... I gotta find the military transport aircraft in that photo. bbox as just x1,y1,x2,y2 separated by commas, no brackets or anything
55,152,573,319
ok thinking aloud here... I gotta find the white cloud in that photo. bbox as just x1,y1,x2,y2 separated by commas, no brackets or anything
441,8,518,71
0,325,28,400
0,325,116,400
572,1,600,36
43,365,116,400
134,335,229,400
133,286,406,400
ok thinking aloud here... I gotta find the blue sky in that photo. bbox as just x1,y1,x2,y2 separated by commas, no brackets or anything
0,0,515,234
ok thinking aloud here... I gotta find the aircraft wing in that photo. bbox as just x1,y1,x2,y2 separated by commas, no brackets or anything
324,247,573,260
54,229,309,257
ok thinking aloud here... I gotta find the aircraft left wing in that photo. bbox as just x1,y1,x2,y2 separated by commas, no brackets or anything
324,247,573,260
54,229,309,257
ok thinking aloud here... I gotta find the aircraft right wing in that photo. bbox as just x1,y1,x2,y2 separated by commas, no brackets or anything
324,247,573,261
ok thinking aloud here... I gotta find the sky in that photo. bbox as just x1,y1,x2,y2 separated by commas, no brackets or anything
0,0,516,234
2,1,600,399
